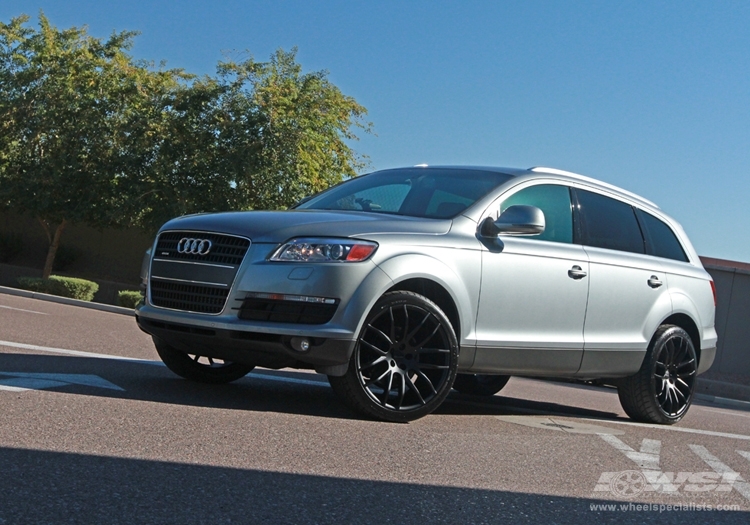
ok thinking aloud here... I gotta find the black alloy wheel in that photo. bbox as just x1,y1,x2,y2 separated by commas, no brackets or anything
328,291,459,422
154,337,254,384
617,325,697,424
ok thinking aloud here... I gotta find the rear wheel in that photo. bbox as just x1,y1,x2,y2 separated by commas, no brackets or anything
453,374,510,396
617,325,697,425
328,291,459,422
154,338,254,384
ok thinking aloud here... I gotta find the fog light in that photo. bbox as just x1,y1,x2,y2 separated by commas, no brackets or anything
291,337,311,352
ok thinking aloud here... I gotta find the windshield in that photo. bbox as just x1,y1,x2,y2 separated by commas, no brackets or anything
296,168,514,219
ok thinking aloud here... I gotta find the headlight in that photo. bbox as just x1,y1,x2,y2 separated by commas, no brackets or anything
270,238,378,262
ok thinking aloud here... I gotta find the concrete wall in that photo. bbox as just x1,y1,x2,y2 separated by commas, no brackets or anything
0,211,153,285
701,257,750,379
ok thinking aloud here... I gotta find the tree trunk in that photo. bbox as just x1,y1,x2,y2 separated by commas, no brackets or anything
41,219,67,279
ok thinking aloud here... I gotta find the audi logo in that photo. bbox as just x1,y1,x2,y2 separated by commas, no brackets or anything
177,237,212,255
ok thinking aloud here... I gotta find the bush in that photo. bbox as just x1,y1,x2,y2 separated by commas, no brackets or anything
17,275,99,301
117,290,143,308
0,232,24,263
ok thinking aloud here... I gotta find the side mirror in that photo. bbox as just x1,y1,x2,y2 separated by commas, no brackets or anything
480,205,545,237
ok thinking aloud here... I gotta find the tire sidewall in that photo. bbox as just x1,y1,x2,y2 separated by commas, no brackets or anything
345,291,459,422
646,326,696,423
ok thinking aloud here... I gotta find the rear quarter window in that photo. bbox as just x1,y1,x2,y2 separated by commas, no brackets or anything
636,209,689,262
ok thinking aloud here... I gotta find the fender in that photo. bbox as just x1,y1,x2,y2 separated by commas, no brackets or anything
373,252,479,345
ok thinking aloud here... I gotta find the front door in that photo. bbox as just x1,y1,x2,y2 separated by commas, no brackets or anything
473,183,589,375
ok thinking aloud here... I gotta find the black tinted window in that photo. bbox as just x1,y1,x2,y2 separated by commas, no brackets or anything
500,184,573,243
575,189,645,254
636,209,689,262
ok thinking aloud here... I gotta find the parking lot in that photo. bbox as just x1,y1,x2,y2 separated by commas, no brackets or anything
1,292,749,524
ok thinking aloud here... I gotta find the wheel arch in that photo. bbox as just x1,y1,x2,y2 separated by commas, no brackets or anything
660,313,701,365
374,253,477,345
387,278,461,339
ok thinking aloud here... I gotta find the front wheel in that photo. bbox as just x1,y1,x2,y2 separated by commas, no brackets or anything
328,291,459,422
154,338,255,384
617,325,697,425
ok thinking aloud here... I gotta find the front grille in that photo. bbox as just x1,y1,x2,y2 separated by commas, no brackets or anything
154,231,250,265
150,279,229,314
238,298,338,324
149,230,250,314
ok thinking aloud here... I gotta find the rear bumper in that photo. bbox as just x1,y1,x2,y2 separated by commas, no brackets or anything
697,345,717,375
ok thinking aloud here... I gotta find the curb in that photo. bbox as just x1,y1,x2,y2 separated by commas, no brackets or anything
0,285,134,317
694,393,750,412
696,378,750,403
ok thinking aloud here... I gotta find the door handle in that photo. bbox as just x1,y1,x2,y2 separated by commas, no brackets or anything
648,276,663,289
568,265,587,280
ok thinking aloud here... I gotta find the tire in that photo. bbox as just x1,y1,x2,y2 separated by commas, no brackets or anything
617,325,697,425
154,337,254,384
453,374,510,396
328,291,459,422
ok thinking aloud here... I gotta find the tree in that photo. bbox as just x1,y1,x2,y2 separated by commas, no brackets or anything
0,14,372,273
0,13,181,277
129,48,371,231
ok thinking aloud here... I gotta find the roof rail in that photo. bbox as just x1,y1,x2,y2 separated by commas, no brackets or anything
529,166,659,209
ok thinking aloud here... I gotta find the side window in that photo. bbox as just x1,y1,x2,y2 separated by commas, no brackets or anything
575,189,645,254
636,209,689,262
500,184,573,243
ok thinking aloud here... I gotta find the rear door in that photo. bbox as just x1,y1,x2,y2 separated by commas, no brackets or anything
574,188,672,377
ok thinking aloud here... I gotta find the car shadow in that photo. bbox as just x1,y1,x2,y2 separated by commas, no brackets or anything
1,351,619,421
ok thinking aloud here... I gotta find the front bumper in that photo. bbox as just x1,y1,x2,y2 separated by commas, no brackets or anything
136,241,394,373
136,313,355,370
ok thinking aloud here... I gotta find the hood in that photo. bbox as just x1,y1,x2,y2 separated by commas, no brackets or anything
159,210,452,243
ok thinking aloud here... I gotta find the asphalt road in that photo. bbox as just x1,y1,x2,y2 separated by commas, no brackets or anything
1,293,749,524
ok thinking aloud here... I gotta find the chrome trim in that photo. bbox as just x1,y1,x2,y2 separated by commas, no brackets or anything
152,258,235,269
151,275,228,287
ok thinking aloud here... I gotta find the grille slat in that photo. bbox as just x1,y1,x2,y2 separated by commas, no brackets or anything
149,231,249,314
154,231,250,266
238,298,338,325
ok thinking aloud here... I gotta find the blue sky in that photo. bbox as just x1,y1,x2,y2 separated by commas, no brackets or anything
3,1,749,262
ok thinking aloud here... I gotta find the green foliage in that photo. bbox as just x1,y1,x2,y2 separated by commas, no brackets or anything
0,232,23,263
17,275,99,301
0,13,184,275
117,290,143,308
0,13,371,247
127,47,372,231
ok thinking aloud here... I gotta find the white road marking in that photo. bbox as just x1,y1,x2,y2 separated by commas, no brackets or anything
0,340,162,365
0,339,329,388
247,373,328,388
0,371,124,391
582,416,750,441
0,305,48,315
690,445,750,502
598,434,680,492
495,415,624,435
739,450,750,463
598,434,664,470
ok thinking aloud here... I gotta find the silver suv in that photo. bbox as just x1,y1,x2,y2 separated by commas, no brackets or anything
135,166,717,423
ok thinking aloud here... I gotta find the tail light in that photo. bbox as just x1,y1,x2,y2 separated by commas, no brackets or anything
709,280,717,307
